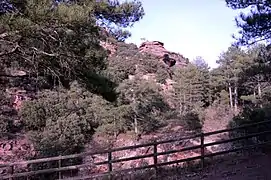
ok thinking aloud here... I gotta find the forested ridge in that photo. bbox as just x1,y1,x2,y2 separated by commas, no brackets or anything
0,0,271,172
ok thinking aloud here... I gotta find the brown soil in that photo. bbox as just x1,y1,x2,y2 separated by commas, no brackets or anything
158,151,271,180
89,151,271,180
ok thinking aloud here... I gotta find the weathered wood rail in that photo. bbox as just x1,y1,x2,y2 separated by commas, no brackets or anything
1,120,271,180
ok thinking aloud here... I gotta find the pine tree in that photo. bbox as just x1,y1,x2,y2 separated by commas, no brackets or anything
0,0,144,100
239,44,271,107
225,0,271,45
1,0,145,157
116,76,171,135
216,45,251,113
193,56,211,107
173,63,205,115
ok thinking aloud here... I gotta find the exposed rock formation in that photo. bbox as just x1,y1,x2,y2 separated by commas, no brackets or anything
100,40,189,68
139,41,188,67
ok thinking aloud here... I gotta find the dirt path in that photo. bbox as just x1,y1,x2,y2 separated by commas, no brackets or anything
157,152,271,180
90,151,271,180
199,154,271,180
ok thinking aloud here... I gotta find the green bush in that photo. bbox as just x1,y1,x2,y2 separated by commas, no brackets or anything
228,105,271,148
19,82,108,156
181,111,202,133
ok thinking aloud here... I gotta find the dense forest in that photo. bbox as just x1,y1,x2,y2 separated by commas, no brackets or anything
0,0,271,165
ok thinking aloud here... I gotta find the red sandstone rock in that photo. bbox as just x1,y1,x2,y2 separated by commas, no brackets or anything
139,41,188,67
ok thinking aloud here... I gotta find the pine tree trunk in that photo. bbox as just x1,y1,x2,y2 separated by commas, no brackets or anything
134,114,138,134
228,83,233,109
257,81,263,108
256,75,263,107
234,85,238,113
258,82,262,98
113,117,117,139
132,93,138,135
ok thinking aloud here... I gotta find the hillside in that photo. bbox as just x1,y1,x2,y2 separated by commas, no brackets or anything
0,36,235,176
1,0,271,179
0,35,193,162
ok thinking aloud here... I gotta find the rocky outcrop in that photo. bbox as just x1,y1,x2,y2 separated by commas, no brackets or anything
139,41,188,67
100,40,189,68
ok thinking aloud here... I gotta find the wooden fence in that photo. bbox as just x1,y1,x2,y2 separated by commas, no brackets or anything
1,120,271,180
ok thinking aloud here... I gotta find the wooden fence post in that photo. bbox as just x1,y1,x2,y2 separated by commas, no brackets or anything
58,156,62,180
9,165,14,180
108,151,113,172
153,140,158,176
200,133,205,169
108,151,113,180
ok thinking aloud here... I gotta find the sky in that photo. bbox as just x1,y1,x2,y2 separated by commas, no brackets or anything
125,0,244,68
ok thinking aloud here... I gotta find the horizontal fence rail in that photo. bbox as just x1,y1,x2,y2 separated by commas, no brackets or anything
1,120,271,180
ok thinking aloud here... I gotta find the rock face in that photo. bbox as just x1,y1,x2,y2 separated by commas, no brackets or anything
139,41,188,67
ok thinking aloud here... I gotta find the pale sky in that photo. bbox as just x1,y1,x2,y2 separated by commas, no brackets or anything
125,0,244,68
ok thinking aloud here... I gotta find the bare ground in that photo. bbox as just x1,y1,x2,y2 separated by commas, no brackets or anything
156,151,271,180
90,151,271,180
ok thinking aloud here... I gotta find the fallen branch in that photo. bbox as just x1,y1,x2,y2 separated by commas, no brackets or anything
31,47,57,57
0,43,19,56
